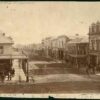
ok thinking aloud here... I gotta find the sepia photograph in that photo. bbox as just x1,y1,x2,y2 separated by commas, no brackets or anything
0,1,100,99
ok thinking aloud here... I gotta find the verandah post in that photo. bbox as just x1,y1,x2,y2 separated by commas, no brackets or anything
26,59,29,82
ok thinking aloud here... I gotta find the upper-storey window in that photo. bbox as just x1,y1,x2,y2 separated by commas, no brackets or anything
0,46,3,54
96,40,100,51
89,26,92,34
96,40,99,50
91,40,95,50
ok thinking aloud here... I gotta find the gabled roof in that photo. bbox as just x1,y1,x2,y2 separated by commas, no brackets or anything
0,33,14,44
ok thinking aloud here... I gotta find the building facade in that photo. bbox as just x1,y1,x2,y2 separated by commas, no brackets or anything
39,35,70,61
51,38,58,59
0,32,29,82
57,35,70,60
89,21,100,66
66,35,89,68
42,37,53,58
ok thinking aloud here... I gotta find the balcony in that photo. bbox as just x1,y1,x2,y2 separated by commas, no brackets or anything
88,32,100,35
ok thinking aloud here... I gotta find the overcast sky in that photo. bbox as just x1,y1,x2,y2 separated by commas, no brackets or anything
0,2,100,45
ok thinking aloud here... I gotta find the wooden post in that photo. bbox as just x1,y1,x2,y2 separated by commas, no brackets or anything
96,56,98,71
10,59,12,68
76,44,79,69
26,59,29,82
18,59,21,82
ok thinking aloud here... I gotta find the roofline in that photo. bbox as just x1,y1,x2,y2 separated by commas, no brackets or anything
57,35,69,39
0,43,14,45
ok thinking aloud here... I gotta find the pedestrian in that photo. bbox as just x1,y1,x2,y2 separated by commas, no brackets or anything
8,71,12,81
1,72,5,83
11,68,15,77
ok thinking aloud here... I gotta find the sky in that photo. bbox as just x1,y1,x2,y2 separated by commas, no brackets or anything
0,2,100,45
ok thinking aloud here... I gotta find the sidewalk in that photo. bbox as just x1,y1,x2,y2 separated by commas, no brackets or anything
11,60,26,82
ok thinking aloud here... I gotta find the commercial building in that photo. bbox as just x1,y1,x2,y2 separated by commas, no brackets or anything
57,35,70,60
66,34,89,68
89,21,100,66
0,32,29,82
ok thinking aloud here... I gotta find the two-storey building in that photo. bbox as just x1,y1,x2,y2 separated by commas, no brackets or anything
67,34,89,68
51,38,58,59
89,21,100,66
57,35,70,60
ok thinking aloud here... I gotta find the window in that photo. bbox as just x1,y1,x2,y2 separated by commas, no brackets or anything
89,40,92,50
94,40,97,50
0,46,3,54
62,41,63,47
96,40,99,50
91,40,95,50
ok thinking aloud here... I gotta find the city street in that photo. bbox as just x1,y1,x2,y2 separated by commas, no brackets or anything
15,55,99,93
0,55,100,93
0,56,100,93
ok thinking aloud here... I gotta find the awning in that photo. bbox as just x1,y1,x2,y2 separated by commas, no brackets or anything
11,55,28,59
68,54,87,58
0,55,12,59
89,52,100,56
0,49,28,59
0,55,28,59
11,49,28,59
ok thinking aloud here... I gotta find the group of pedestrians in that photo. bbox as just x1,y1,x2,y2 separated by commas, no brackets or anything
86,63,100,76
0,68,15,82
65,58,99,76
